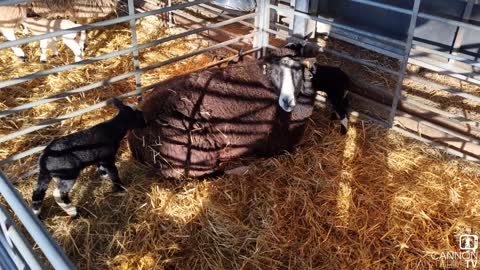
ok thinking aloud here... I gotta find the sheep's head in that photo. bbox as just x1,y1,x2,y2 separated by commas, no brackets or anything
111,98,147,129
266,43,315,112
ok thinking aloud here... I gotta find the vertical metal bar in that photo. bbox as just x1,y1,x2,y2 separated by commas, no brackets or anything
0,170,75,270
388,0,422,126
291,0,317,38
168,0,174,25
128,0,143,103
253,0,271,57
449,0,475,64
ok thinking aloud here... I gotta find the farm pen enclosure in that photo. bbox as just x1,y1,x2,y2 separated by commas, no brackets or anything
0,0,480,269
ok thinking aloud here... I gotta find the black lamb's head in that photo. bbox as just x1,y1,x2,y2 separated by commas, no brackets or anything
111,98,147,129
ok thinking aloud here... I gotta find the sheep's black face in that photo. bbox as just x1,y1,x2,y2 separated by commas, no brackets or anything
269,55,305,112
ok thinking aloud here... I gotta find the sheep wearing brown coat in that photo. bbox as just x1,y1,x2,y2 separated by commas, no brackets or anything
127,48,317,178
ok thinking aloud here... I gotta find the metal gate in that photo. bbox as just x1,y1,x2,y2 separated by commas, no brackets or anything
0,0,479,268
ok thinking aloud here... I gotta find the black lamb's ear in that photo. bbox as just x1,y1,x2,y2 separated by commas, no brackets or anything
111,98,125,110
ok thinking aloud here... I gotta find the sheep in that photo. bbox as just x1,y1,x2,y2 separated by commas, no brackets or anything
22,17,86,62
127,45,316,179
0,0,117,62
311,64,350,134
31,98,146,218
0,5,28,62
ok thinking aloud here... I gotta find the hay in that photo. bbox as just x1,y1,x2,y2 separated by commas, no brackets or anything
1,13,480,270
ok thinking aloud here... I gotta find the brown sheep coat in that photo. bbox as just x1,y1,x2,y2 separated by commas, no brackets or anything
127,58,315,178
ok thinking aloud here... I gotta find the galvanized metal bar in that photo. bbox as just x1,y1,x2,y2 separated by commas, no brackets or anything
392,126,480,162
350,0,412,15
405,75,480,103
0,0,210,51
127,0,142,98
291,0,317,38
411,43,480,68
0,47,262,166
0,170,76,269
352,0,480,35
449,0,475,64
397,112,480,145
269,3,407,46
0,34,255,145
401,96,480,128
328,30,404,60
266,29,401,75
253,0,271,56
408,56,480,87
388,0,421,125
0,206,43,270
197,3,256,28
0,0,31,5
0,13,255,91
0,231,17,270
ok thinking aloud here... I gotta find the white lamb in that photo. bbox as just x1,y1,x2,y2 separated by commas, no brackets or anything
22,17,86,63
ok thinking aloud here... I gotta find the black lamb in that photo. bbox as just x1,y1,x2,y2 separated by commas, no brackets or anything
31,98,146,218
311,63,350,134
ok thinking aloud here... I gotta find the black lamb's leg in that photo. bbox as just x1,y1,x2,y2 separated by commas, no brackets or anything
31,170,52,218
100,160,125,192
54,178,79,218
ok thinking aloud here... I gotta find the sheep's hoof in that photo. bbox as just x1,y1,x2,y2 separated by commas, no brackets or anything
40,60,47,64
18,56,27,63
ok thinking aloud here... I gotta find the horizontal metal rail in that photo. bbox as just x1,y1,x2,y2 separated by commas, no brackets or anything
392,126,480,162
266,29,401,76
0,0,210,52
411,43,480,68
397,111,480,145
0,4,254,91
0,13,256,117
401,96,480,128
0,170,75,269
269,3,407,47
0,46,261,166
0,0,32,5
352,0,480,33
408,56,480,86
0,33,255,145
405,75,480,103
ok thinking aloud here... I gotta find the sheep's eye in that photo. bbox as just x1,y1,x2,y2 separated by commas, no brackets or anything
281,58,289,65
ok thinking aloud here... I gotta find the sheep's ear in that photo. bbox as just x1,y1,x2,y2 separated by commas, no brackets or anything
111,98,125,110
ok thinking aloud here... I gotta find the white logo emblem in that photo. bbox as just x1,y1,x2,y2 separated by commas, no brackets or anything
460,234,478,252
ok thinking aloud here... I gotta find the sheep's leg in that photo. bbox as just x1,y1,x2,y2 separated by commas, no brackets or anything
31,170,52,217
53,179,78,218
62,36,82,62
100,161,126,192
39,39,49,63
48,40,58,57
331,101,348,135
0,27,26,62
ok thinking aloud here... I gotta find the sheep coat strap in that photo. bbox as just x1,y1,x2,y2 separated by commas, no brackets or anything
127,60,315,179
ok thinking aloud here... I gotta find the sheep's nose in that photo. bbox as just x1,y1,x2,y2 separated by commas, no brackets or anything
279,96,295,112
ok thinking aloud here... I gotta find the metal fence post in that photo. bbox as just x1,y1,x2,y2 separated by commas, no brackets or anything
0,170,75,269
388,0,422,126
253,0,271,57
290,0,317,38
128,0,143,103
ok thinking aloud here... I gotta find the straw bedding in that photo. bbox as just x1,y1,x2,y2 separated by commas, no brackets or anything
0,14,480,270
